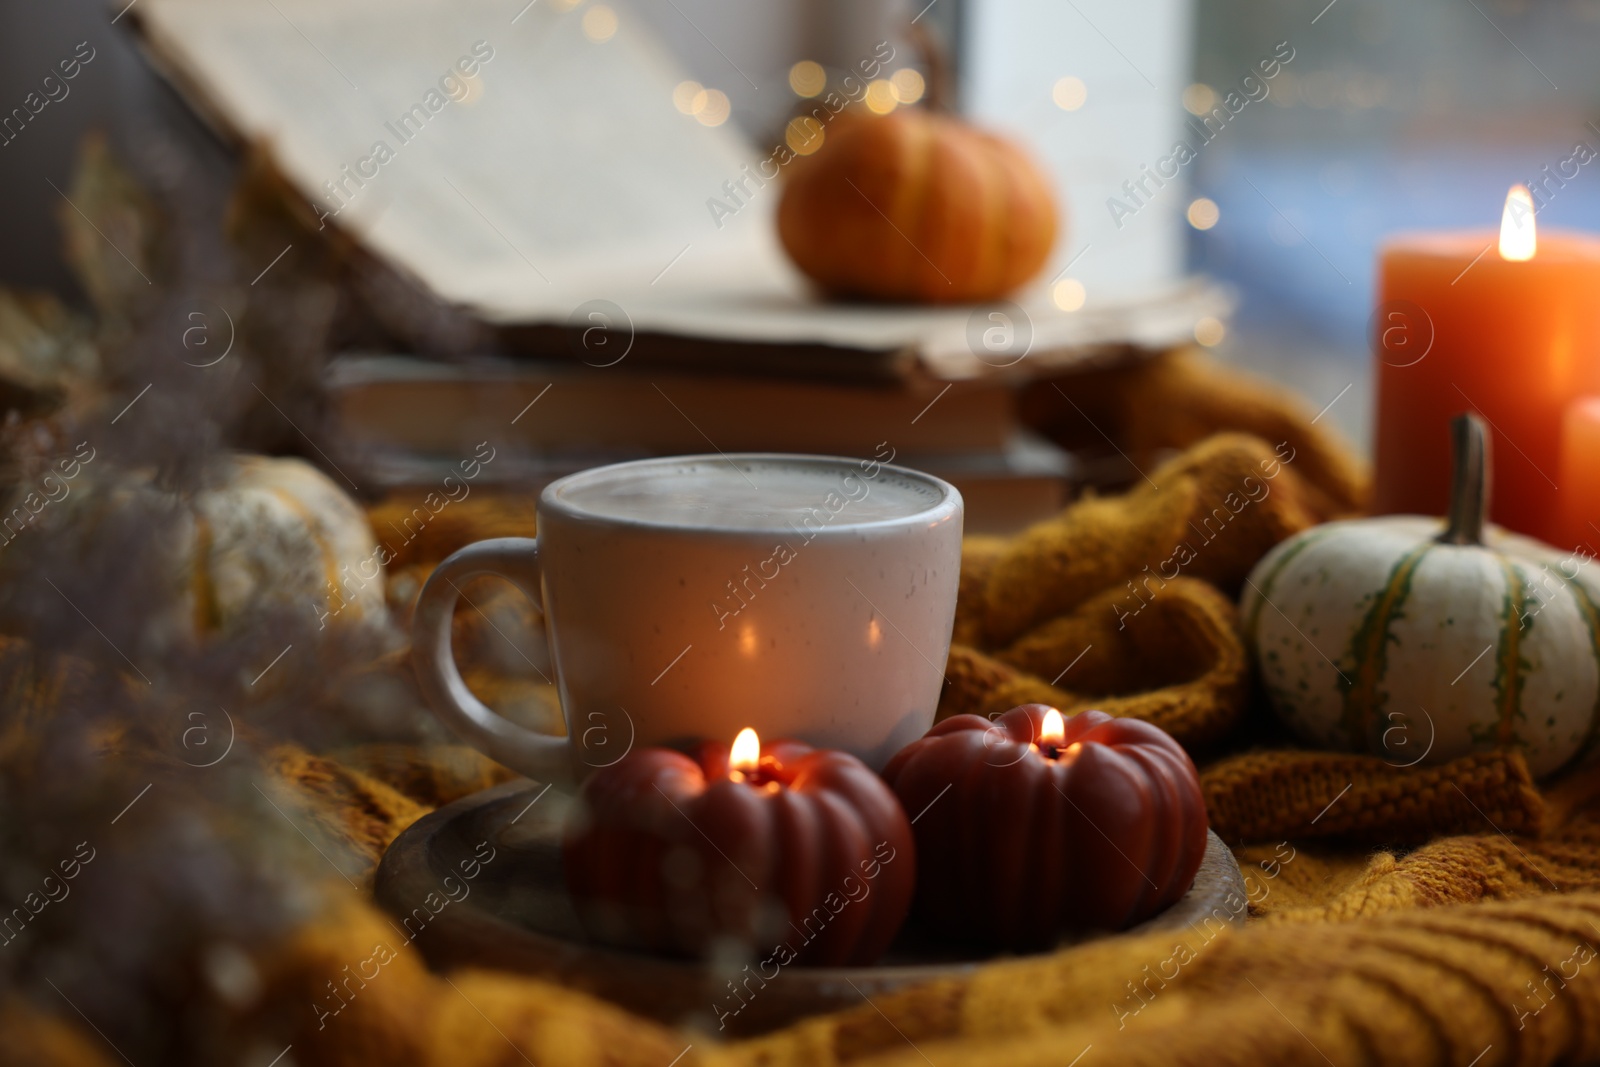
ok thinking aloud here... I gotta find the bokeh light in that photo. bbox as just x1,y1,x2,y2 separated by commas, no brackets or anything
1194,316,1226,347
1052,278,1086,312
891,69,925,104
1186,197,1220,230
864,79,897,115
695,88,730,127
785,116,825,155
1182,83,1217,116
672,80,703,115
789,60,826,98
1051,76,1087,111
581,4,617,42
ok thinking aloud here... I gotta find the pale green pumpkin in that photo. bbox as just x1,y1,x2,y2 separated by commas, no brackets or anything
1241,415,1600,778
21,454,392,646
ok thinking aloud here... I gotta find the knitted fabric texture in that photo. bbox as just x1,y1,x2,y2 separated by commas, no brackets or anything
1201,747,1544,846
942,577,1249,749
1019,347,1370,521
323,742,519,810
368,492,540,573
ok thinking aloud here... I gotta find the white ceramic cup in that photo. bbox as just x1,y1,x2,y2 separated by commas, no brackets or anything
411,453,963,783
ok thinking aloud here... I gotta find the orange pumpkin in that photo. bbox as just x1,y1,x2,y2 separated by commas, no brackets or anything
777,109,1059,304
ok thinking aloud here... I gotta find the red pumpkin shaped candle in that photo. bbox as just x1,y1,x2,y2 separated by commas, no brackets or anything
882,705,1207,950
563,728,914,966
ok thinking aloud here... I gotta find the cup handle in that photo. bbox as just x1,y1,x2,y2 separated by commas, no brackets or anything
410,537,572,784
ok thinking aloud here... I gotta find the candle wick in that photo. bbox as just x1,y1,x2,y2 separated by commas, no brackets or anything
732,765,781,788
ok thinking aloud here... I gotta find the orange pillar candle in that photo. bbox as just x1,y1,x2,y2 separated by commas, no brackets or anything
1559,396,1600,554
1373,186,1600,545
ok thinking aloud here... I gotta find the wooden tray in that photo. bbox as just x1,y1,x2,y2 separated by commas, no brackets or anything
375,779,1246,1035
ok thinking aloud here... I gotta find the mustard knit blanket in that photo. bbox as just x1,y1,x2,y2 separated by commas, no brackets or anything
10,351,1595,1067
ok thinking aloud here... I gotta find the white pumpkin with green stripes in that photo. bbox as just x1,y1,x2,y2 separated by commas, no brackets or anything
1241,414,1600,778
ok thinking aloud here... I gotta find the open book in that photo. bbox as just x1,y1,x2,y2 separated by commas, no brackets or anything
131,0,1226,379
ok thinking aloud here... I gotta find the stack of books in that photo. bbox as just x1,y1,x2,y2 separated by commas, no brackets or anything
328,355,1072,534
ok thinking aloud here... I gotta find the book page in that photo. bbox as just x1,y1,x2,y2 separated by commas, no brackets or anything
136,0,770,296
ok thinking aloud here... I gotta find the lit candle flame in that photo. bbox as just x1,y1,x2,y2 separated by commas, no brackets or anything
1039,708,1066,748
1499,184,1536,262
730,727,761,775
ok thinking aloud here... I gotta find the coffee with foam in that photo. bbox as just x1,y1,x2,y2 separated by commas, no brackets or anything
554,456,945,530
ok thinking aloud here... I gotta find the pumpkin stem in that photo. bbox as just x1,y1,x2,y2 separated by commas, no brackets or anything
907,20,953,112
1438,411,1490,546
